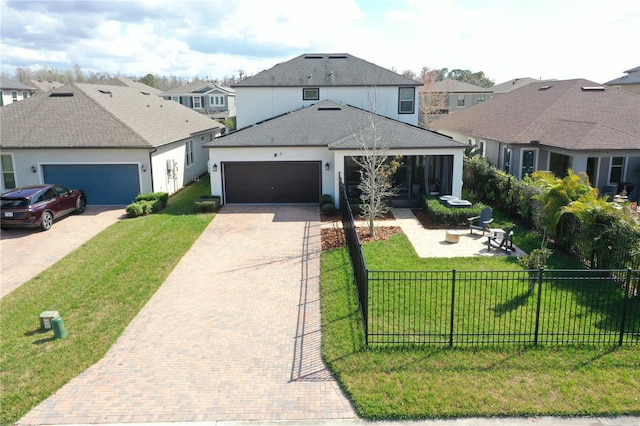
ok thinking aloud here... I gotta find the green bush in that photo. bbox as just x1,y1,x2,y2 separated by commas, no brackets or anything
321,202,338,216
321,194,334,205
125,202,144,218
194,199,220,212
424,197,486,226
135,192,169,209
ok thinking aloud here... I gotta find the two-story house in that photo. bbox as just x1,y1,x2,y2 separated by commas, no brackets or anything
205,53,467,206
161,80,236,124
604,66,640,95
428,79,640,196
419,78,492,125
0,77,36,106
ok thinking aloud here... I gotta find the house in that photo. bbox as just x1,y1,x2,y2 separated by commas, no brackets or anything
0,77,36,106
204,98,466,207
428,79,640,195
419,78,492,125
161,80,236,123
232,53,422,129
604,66,640,95
490,77,545,96
0,83,224,204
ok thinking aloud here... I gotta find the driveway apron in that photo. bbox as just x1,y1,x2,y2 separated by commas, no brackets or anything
18,205,356,424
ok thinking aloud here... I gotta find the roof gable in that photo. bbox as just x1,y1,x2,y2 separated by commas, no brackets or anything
429,78,640,151
206,100,464,151
604,65,640,85
233,53,421,88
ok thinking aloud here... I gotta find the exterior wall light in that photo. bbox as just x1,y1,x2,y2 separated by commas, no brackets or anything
212,163,218,172
141,164,147,172
325,162,330,171
31,165,37,173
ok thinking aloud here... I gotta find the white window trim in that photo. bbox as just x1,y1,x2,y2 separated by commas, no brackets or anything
608,156,626,185
520,148,538,179
398,87,415,114
192,96,202,108
186,140,194,166
303,88,319,101
0,152,17,191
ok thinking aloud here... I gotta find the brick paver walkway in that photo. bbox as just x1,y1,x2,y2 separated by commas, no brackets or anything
18,205,356,424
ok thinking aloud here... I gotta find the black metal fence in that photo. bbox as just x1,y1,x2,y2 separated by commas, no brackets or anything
337,178,640,347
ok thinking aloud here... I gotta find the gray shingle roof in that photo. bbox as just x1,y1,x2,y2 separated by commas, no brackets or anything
161,80,234,96
426,78,491,93
604,65,640,85
0,77,36,91
205,100,465,151
428,79,640,151
233,53,422,88
0,83,223,149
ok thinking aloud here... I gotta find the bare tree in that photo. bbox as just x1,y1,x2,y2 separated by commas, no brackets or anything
352,93,402,237
418,68,449,125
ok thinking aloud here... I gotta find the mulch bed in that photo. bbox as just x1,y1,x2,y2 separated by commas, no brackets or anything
321,226,403,251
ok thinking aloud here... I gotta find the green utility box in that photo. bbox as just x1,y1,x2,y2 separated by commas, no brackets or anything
39,311,59,331
52,317,68,339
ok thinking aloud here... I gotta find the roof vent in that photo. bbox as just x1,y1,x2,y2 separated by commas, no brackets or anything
304,55,323,59
318,107,341,111
539,85,552,90
98,89,112,94
49,92,74,97
581,86,605,91
328,55,347,59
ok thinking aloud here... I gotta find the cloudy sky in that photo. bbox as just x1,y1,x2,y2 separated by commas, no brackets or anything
1,0,638,85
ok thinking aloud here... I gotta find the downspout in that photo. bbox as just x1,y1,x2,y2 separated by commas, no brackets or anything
148,148,157,192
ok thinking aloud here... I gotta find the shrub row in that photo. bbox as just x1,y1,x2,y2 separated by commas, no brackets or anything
321,194,338,216
126,192,168,218
194,195,221,213
424,197,488,226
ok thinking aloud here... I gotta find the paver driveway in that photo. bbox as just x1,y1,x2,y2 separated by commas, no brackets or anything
18,205,356,424
1,206,124,298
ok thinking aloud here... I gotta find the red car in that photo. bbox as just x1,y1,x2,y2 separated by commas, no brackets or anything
0,184,87,231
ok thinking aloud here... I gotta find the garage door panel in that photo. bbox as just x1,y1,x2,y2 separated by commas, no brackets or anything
223,161,320,204
42,164,140,205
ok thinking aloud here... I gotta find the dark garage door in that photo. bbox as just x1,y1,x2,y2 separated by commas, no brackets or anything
223,161,321,203
42,164,140,205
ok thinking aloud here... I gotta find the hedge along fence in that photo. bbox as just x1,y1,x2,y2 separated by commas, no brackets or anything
126,192,169,218
463,158,640,270
425,198,489,226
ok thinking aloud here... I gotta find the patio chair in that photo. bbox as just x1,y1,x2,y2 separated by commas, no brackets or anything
487,226,516,254
468,207,494,234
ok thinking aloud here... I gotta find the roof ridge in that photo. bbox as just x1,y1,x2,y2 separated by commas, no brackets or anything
72,83,153,147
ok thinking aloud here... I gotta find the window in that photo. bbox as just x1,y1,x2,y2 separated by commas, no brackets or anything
478,140,486,157
478,94,485,102
11,91,17,102
398,87,415,114
549,152,572,177
586,157,598,186
172,96,179,102
22,91,29,99
457,94,465,107
210,95,225,106
185,140,194,166
1,154,16,190
502,147,511,173
192,96,202,108
303,88,319,100
610,157,624,184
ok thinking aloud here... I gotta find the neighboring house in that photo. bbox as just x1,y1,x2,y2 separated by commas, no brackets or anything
104,77,164,96
428,79,640,196
419,78,492,125
232,53,422,130
0,83,224,204
0,78,36,106
604,66,640,95
30,79,66,93
161,80,236,122
490,77,543,96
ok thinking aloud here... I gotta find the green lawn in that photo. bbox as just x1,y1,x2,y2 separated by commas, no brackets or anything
0,179,215,426
321,231,640,419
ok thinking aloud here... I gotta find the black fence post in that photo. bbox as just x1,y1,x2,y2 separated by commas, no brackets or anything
618,268,632,346
533,267,544,345
364,266,369,347
449,269,456,347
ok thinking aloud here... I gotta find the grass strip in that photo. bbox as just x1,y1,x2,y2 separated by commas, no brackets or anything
0,179,214,425
320,232,640,419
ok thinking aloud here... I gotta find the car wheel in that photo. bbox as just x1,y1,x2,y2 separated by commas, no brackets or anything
76,196,86,214
40,211,54,231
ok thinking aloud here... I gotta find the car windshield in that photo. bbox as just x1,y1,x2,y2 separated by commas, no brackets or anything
1,198,30,209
